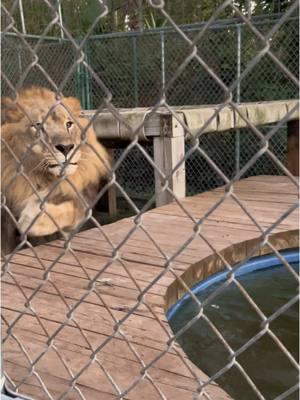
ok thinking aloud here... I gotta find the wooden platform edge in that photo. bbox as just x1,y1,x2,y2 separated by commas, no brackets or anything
165,229,299,311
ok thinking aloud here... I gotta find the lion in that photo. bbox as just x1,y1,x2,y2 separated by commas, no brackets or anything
1,86,110,254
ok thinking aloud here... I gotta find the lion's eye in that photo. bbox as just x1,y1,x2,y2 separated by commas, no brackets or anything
66,121,74,129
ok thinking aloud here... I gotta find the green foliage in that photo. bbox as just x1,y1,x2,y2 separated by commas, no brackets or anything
61,0,104,35
144,11,167,29
1,1,298,109
1,0,296,36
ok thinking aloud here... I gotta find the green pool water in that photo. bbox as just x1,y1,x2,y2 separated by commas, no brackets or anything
168,254,299,400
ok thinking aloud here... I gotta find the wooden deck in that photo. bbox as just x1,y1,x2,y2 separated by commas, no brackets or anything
2,176,299,400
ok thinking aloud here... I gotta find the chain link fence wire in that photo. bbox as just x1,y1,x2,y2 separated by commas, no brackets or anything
1,34,78,99
114,123,288,203
2,13,298,106
86,15,299,108
1,13,298,202
1,0,299,399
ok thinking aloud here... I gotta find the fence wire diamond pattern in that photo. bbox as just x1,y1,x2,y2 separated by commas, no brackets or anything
1,1,299,400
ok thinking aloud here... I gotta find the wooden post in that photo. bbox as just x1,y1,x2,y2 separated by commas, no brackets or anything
287,119,299,176
108,149,118,218
152,114,186,207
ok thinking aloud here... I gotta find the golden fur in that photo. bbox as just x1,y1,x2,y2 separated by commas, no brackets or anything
1,87,110,250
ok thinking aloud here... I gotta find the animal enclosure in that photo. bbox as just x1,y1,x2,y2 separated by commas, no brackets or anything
1,1,299,400
1,13,299,204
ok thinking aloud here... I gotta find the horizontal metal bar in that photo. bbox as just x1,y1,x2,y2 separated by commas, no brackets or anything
88,13,296,40
0,31,68,42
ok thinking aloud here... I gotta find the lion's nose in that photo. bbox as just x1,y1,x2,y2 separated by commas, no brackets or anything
55,144,74,156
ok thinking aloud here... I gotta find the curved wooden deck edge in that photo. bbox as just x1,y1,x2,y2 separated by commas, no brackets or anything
165,229,299,311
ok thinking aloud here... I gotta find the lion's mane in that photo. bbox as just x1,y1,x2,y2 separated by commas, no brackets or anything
1,86,110,253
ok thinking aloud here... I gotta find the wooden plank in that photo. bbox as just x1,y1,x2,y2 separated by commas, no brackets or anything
3,328,202,396
2,309,180,357
8,253,175,291
86,100,299,140
2,313,191,374
2,176,298,400
153,115,186,207
107,148,118,218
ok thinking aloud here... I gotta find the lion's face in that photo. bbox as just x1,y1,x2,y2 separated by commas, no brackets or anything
28,104,82,177
2,87,85,177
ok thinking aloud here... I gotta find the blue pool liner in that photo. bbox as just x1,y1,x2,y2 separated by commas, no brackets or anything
167,248,299,320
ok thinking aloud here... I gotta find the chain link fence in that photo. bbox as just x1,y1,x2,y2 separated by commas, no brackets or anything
114,124,288,203
3,15,298,107
1,0,299,399
1,13,298,202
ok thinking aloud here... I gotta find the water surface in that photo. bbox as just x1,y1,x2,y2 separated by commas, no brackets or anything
168,253,299,399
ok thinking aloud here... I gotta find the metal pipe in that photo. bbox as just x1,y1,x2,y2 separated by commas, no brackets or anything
160,31,166,97
247,0,252,19
1,32,68,42
138,0,143,32
88,13,293,40
57,0,65,39
236,25,241,104
235,24,242,175
133,37,139,107
84,42,91,109
19,0,26,34
17,52,22,78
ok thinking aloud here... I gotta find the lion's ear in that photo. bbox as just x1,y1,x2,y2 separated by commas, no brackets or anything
1,96,24,124
63,96,81,115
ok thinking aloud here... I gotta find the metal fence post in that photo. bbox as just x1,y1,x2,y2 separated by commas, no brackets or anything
133,36,139,107
160,30,166,97
17,51,23,78
57,0,65,39
75,62,82,105
235,24,242,175
75,38,83,106
18,0,26,34
84,40,92,109
75,38,91,109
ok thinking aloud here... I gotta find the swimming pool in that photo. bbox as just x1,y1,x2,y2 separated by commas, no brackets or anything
167,249,299,400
